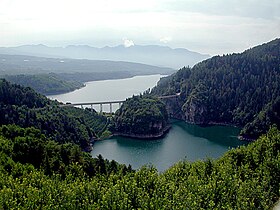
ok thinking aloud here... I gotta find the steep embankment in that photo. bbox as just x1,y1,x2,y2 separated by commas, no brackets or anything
152,38,280,140
112,95,170,138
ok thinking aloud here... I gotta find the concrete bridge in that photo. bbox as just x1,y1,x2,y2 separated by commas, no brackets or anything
59,100,125,113
59,93,180,113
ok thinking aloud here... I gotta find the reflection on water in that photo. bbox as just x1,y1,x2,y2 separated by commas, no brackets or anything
176,121,247,147
91,120,247,172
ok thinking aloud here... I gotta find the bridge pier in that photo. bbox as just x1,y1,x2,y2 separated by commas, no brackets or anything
110,103,112,114
100,104,103,113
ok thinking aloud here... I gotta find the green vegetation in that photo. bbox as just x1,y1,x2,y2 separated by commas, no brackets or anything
152,38,280,139
240,97,280,140
0,124,279,209
113,95,169,138
62,106,110,139
0,79,109,150
0,124,131,178
3,73,84,95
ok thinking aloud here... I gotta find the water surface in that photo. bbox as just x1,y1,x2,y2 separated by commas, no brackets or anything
48,74,164,112
91,121,246,172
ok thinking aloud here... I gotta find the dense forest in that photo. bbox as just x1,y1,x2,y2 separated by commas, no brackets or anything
0,124,132,178
152,38,280,140
0,123,279,209
0,79,110,150
113,95,170,138
3,73,84,95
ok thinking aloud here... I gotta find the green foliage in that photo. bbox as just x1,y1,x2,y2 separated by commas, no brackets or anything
152,38,280,139
0,79,109,149
113,95,169,136
0,125,279,209
100,130,112,139
62,107,109,138
0,78,49,108
241,97,280,139
0,124,131,178
3,73,84,95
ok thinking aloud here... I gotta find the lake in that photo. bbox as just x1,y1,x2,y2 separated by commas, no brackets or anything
49,74,247,172
91,121,244,172
48,74,165,112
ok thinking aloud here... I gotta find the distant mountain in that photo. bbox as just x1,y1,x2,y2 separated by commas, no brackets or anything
0,44,210,69
151,38,280,140
0,54,174,75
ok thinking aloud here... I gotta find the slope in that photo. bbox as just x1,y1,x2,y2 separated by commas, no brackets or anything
0,79,109,150
151,38,280,139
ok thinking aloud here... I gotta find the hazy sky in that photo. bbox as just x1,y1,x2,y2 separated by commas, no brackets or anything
0,0,279,55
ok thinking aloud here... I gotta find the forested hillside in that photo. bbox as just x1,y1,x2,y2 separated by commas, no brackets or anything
0,124,278,209
113,95,169,138
0,79,109,150
0,125,131,178
152,38,280,139
3,73,84,95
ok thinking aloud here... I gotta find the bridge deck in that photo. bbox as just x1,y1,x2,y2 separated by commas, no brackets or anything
59,100,125,107
59,93,180,108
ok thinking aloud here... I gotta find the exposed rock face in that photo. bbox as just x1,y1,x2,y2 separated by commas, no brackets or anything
160,97,185,120
184,101,208,125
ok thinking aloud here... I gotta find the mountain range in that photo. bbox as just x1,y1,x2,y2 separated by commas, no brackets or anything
0,54,174,76
0,44,210,69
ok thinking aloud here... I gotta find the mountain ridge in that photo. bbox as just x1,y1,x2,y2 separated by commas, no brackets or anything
0,53,174,75
0,44,210,69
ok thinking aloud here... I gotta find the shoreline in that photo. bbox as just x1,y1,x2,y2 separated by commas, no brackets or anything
182,119,240,128
111,124,171,140
185,120,256,142
47,73,168,97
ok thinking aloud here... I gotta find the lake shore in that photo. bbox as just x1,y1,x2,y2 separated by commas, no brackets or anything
113,124,172,140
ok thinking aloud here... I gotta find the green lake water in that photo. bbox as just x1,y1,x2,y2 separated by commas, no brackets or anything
91,120,247,172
